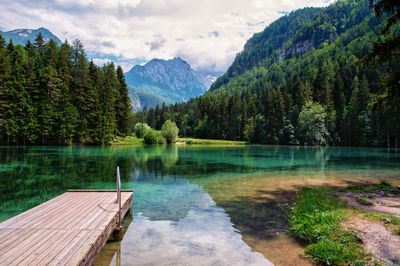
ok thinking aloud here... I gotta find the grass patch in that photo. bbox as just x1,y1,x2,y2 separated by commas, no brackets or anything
346,180,394,191
363,212,400,225
113,135,144,145
356,197,374,206
178,138,249,145
289,187,366,265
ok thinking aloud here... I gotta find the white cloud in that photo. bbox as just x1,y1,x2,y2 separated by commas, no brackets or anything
92,57,113,67
92,57,134,72
0,0,334,73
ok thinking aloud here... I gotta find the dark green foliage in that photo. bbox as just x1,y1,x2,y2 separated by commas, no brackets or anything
143,129,166,144
289,187,366,265
133,0,399,147
365,0,400,148
134,122,151,138
116,66,132,136
0,35,133,145
368,0,400,61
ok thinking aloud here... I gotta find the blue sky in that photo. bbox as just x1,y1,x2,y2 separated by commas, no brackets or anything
0,0,333,73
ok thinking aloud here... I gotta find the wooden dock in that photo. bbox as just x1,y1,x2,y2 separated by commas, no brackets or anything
0,190,133,265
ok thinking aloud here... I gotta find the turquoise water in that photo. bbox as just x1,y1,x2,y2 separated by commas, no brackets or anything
1,145,399,265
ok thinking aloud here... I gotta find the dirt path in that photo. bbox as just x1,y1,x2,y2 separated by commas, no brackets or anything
345,195,400,218
340,191,400,265
344,215,400,265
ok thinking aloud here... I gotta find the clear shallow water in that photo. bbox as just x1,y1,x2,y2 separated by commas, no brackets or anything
1,145,399,265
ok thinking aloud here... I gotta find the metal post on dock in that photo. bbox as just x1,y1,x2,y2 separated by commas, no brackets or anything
116,166,122,229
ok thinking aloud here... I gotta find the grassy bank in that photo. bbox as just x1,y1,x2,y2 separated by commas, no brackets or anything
113,136,143,145
289,187,366,265
178,138,249,145
113,136,250,146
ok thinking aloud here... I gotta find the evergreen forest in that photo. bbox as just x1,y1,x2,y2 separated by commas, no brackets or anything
0,34,132,145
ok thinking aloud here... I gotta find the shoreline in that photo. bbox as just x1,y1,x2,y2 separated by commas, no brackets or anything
288,182,400,265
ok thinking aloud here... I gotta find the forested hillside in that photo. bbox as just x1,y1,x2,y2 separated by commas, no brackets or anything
0,34,132,145
209,6,321,92
134,0,400,147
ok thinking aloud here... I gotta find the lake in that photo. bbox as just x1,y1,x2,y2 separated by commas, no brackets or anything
1,145,399,265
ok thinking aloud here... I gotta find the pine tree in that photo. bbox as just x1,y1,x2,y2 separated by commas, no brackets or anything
264,88,285,143
34,33,45,55
2,41,33,144
0,34,5,48
115,66,132,136
227,90,241,140
99,63,117,143
71,39,96,143
324,85,336,142
297,80,313,107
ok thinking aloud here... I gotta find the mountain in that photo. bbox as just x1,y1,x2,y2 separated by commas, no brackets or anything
0,27,62,45
210,7,322,92
208,0,377,96
210,0,374,93
135,0,400,147
125,57,215,109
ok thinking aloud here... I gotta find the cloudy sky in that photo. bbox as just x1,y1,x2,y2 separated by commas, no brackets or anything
0,0,333,73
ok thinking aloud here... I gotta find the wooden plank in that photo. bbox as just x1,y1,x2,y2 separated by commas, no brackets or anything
82,194,133,266
46,192,110,230
0,228,17,242
0,193,79,229
3,192,82,230
60,193,112,230
19,229,76,265
0,190,133,265
0,229,44,263
80,220,117,266
3,229,63,265
67,190,133,192
26,229,79,265
63,230,101,266
79,202,117,230
46,229,89,265
67,195,113,230
35,229,81,265
0,229,31,251
24,192,96,230
0,193,71,228
13,230,65,265
55,230,97,265
93,194,132,231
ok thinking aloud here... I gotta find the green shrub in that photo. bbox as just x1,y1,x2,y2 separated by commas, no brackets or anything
134,123,151,138
161,120,179,144
143,129,166,144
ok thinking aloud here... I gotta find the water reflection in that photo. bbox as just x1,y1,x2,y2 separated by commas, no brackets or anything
1,145,400,265
96,186,271,266
95,212,132,266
